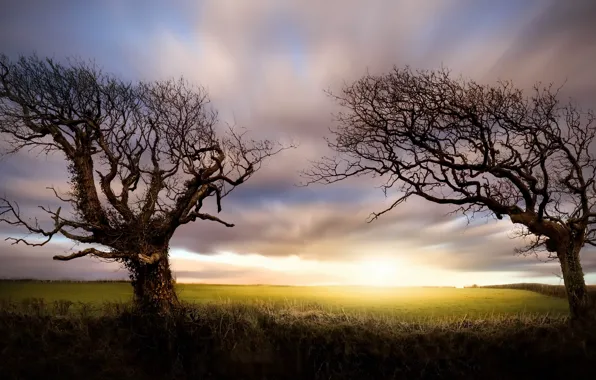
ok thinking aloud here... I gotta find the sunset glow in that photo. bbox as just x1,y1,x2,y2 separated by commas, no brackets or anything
163,249,572,288
355,259,400,287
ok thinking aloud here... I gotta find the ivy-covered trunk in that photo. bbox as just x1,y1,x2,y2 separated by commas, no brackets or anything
558,242,593,321
128,248,179,314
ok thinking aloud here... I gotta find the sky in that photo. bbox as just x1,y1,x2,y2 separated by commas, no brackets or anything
1,0,596,287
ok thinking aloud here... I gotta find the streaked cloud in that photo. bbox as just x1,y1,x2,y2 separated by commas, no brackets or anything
1,0,595,286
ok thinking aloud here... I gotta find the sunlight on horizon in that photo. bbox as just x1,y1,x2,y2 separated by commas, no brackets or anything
1,237,587,286
169,248,546,287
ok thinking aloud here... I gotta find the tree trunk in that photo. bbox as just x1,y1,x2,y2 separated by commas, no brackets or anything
129,249,179,314
558,243,593,321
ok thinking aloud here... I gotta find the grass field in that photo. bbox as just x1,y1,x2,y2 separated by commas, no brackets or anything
0,280,570,320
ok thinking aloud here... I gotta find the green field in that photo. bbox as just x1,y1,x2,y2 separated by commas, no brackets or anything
0,281,569,319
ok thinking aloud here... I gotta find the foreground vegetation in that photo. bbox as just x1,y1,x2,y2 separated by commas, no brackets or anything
1,281,594,378
1,297,595,379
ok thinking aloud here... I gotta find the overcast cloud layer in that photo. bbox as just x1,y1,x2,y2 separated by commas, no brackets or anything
1,0,596,286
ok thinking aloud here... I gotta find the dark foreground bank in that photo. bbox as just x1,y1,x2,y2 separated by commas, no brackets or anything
0,299,595,380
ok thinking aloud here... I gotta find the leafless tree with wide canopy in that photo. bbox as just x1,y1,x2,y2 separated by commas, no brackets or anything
0,55,289,313
304,67,596,321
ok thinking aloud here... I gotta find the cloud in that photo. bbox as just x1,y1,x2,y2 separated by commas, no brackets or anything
488,0,596,101
1,0,596,284
0,240,126,280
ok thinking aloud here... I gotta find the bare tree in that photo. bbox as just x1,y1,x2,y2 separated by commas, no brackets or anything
0,55,289,313
304,67,596,321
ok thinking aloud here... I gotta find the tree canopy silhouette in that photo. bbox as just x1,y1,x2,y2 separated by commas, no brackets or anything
0,55,289,313
305,67,596,320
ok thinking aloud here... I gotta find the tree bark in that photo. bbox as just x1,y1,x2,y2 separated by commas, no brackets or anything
129,249,179,314
558,242,594,322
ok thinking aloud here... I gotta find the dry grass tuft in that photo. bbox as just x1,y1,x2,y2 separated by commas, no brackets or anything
1,298,595,379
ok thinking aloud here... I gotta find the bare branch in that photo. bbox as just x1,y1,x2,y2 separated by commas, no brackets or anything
53,248,127,261
138,252,161,264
